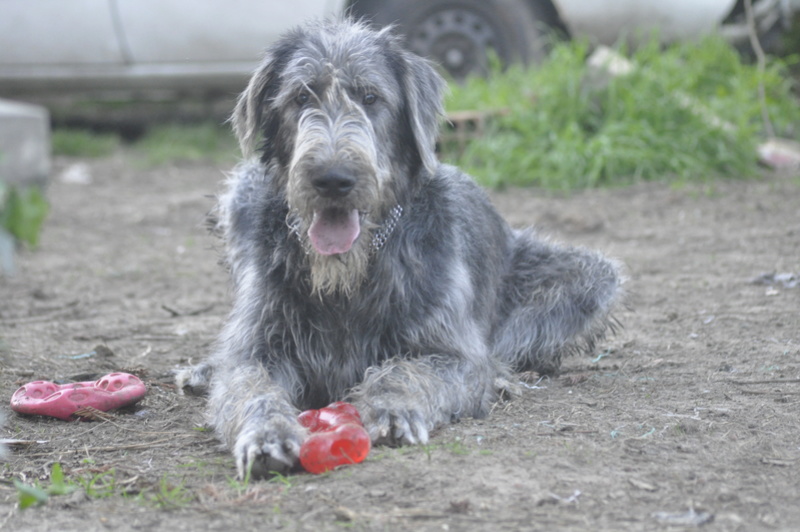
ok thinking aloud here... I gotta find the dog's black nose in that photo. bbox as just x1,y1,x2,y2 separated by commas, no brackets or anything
312,171,356,198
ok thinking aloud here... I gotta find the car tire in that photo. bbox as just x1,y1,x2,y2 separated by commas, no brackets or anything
353,0,549,79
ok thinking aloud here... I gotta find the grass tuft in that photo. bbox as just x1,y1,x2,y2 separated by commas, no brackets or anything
444,36,800,189
52,121,237,167
133,122,237,167
52,129,120,158
14,463,76,509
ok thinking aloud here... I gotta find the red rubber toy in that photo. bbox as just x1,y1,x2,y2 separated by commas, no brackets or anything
10,372,147,420
298,401,371,474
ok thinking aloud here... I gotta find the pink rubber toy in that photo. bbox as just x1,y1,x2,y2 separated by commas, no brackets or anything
10,373,147,420
298,401,371,474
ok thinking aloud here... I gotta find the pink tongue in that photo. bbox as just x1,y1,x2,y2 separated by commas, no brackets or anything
308,208,361,255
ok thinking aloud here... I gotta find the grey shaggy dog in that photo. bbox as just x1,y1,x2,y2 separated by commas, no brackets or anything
176,19,622,479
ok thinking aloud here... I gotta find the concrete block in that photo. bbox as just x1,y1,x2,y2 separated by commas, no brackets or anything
0,98,51,187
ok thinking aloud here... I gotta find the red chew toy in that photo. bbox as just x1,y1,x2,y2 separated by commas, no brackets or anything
10,373,147,420
298,401,371,474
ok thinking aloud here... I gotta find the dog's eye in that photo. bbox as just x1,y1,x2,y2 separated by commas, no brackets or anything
296,91,311,106
363,93,378,106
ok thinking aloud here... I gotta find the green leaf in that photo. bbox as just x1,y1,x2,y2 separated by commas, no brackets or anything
47,463,76,496
50,463,65,486
13,479,49,509
1,185,49,247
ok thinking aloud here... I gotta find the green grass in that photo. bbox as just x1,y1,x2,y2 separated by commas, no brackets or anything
13,463,201,510
52,129,120,158
444,36,800,189
51,121,236,166
77,468,120,499
145,475,196,509
132,121,237,167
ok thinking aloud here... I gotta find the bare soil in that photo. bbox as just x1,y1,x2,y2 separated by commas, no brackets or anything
1,152,798,531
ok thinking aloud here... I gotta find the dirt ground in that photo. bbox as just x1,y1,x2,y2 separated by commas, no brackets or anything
0,151,798,531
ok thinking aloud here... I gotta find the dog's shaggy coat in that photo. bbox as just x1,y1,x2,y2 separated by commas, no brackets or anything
177,19,622,478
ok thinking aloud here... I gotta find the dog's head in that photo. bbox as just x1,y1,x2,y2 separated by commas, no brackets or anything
231,19,445,295
231,18,444,188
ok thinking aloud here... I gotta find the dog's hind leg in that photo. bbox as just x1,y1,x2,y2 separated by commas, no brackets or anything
493,229,623,374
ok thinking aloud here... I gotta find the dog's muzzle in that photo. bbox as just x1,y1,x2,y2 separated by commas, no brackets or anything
306,170,361,256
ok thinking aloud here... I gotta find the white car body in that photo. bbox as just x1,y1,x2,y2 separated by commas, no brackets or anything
0,0,790,96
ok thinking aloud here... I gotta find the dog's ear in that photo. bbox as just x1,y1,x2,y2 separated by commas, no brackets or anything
231,64,268,158
231,42,295,159
398,48,446,174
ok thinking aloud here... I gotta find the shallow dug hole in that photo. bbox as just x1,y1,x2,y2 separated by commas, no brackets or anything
1,153,798,531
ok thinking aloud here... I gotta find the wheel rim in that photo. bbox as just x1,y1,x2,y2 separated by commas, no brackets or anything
408,8,500,79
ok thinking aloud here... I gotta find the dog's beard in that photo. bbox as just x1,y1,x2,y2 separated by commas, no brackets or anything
309,243,370,297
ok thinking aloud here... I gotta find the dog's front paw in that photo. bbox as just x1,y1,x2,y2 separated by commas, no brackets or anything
174,362,213,396
234,416,306,479
355,400,431,446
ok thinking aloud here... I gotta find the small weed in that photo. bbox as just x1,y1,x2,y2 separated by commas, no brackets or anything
226,465,252,496
177,460,206,469
0,183,48,248
417,440,471,456
421,444,434,461
268,471,295,488
227,476,247,495
444,440,471,456
78,469,119,499
176,458,228,479
402,440,476,459
672,424,688,437
14,463,77,509
13,481,49,509
47,463,76,496
148,475,195,509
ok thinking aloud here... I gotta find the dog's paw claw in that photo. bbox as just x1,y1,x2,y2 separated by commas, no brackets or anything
394,420,429,446
234,421,304,479
173,363,213,396
358,404,430,446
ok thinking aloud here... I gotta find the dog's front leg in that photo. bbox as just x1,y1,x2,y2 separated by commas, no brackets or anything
349,354,498,446
207,363,306,479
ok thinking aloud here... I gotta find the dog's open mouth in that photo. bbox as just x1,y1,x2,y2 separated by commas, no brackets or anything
308,207,361,255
